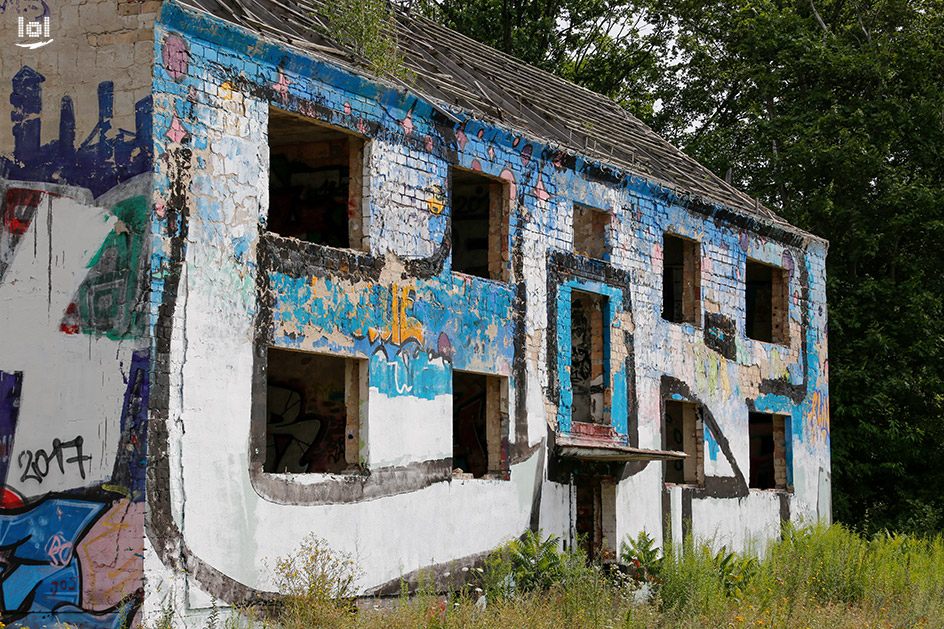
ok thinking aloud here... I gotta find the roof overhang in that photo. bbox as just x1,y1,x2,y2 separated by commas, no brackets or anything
555,435,687,463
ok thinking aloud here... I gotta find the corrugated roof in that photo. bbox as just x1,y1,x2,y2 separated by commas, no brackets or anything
174,0,818,242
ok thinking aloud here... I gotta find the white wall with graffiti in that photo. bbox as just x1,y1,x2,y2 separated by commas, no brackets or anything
0,0,156,625
0,0,830,625
143,1,830,625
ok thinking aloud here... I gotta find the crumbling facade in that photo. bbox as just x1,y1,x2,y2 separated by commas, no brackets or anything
0,0,829,626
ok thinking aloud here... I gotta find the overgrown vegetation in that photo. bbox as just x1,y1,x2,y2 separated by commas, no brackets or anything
322,0,414,82
190,524,944,628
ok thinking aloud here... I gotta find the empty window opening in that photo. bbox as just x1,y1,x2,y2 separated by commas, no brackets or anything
662,233,701,325
268,108,365,249
745,259,788,343
663,400,703,485
571,290,608,425
452,371,508,479
574,203,610,259
451,168,508,280
749,412,788,490
265,348,365,474
574,476,617,562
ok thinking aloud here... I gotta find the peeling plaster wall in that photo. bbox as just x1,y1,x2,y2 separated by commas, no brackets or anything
0,2,155,626
147,1,829,623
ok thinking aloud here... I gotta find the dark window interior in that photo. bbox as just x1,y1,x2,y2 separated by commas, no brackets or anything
662,234,685,322
749,412,787,490
662,233,700,324
266,348,348,474
268,108,358,249
664,400,700,484
452,168,503,279
453,371,489,478
745,259,774,341
571,290,608,425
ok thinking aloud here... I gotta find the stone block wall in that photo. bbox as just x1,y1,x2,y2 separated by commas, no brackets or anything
0,1,157,626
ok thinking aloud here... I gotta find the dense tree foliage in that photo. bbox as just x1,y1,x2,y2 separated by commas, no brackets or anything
415,0,673,119
649,0,944,535
419,0,944,534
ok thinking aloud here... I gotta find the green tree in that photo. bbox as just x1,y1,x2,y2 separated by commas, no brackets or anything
648,0,944,535
416,0,672,118
422,0,944,534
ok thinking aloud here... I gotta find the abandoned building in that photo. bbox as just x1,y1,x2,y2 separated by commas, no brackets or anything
0,0,829,625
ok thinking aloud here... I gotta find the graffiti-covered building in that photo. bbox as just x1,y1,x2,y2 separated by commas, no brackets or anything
0,0,829,625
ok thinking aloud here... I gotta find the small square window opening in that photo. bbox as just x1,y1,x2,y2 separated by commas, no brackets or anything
663,400,704,485
745,259,789,343
573,203,609,259
662,233,701,325
451,168,509,281
267,108,365,249
452,370,509,479
265,348,365,474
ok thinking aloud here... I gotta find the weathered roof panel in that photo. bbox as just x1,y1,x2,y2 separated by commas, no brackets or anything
174,0,818,242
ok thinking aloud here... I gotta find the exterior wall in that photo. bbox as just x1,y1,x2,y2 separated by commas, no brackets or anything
149,1,829,623
0,1,155,626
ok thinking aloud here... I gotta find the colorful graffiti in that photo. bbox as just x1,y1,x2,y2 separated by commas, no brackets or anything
367,284,425,348
267,256,515,400
0,351,147,625
1,67,152,198
0,177,149,625
0,497,141,627
0,187,44,283
60,196,148,340
805,389,829,445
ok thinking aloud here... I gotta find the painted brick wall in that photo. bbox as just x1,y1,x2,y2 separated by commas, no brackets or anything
146,1,829,624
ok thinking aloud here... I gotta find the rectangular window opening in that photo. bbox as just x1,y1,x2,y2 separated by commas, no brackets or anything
265,348,365,474
571,290,609,426
574,476,617,562
451,167,508,281
573,203,610,259
663,400,703,485
662,233,701,325
745,258,788,343
267,107,365,249
452,371,508,479
749,412,788,490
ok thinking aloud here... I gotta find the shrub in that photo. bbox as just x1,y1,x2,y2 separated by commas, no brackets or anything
479,529,596,601
273,533,363,628
620,530,663,584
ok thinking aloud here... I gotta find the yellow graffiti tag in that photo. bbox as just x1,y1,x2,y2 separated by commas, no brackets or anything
368,283,425,346
805,389,829,445
218,81,235,100
426,185,445,215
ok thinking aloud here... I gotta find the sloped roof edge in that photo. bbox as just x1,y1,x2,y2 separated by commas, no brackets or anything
164,0,825,247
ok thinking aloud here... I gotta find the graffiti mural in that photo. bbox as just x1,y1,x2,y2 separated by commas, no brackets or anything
0,81,151,622
0,353,147,626
0,496,142,627
1,67,152,198
805,389,829,446
60,196,149,339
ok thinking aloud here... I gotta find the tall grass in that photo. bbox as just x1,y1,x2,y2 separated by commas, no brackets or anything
218,523,944,629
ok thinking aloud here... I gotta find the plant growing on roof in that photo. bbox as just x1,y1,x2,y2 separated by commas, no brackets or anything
322,0,415,83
